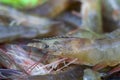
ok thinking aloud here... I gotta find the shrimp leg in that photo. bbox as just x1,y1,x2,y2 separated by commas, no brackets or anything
108,65,120,75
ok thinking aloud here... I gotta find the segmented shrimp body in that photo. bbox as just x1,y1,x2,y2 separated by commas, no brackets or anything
28,37,120,67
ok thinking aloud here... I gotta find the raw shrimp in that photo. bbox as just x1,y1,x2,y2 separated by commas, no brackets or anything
28,37,120,71
80,0,102,33
0,4,56,28
0,22,74,43
0,45,48,76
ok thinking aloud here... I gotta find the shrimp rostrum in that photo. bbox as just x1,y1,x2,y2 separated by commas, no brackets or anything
28,37,120,75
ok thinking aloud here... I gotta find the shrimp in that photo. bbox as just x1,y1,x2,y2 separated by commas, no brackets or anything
0,22,75,43
0,45,48,76
0,4,57,28
80,0,102,33
28,37,120,75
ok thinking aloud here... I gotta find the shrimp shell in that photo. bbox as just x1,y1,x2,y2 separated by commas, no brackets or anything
28,37,120,67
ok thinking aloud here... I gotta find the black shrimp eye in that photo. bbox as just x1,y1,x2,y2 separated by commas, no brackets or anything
44,44,49,48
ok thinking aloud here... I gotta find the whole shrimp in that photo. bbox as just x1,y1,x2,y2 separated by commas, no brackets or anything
28,37,120,75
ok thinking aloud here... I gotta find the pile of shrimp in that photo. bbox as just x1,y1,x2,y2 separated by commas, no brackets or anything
1,0,120,80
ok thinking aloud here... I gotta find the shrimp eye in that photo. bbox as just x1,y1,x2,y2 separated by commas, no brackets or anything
39,41,49,49
44,44,49,48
